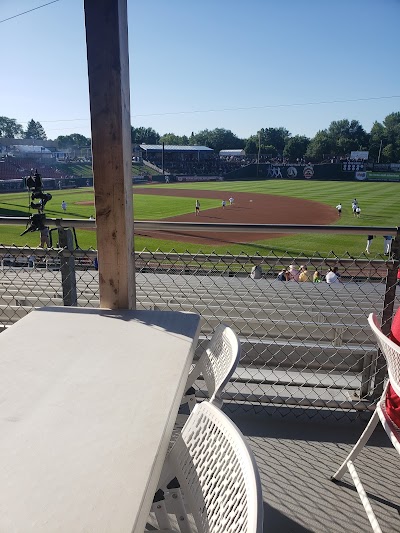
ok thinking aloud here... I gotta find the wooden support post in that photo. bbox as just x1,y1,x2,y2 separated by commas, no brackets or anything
58,227,78,307
372,229,400,400
84,0,136,309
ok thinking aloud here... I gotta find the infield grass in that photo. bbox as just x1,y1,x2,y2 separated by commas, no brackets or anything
0,180,399,257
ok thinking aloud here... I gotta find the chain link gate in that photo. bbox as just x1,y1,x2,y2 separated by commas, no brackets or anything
1,223,399,417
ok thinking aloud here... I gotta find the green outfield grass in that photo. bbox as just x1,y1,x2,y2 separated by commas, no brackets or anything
0,181,399,256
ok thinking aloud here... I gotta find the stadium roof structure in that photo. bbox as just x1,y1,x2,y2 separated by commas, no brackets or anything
219,149,245,156
139,144,213,152
0,138,57,148
11,145,52,154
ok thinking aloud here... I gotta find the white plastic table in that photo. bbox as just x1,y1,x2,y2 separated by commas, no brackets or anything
0,306,200,533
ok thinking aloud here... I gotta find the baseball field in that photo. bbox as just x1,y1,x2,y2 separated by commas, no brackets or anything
0,180,399,257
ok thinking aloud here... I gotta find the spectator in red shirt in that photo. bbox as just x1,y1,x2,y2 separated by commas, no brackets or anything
385,306,400,427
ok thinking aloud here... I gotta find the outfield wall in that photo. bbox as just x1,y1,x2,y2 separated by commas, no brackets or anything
223,163,400,182
1,163,400,193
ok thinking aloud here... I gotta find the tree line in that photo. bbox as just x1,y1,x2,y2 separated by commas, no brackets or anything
1,111,400,162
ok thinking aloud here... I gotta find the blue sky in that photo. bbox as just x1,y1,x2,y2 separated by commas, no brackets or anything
1,0,399,141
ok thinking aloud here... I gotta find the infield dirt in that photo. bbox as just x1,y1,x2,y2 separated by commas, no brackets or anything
79,187,338,245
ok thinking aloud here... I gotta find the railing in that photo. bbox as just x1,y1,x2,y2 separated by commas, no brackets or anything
0,218,399,416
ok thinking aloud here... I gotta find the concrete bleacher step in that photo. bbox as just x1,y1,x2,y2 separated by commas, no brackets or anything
0,286,383,314
136,299,373,323
232,366,361,390
135,297,382,316
190,367,363,407
135,294,385,311
194,335,374,372
0,266,389,304
192,380,369,410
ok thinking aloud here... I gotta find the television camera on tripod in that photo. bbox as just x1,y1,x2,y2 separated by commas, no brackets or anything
21,169,52,237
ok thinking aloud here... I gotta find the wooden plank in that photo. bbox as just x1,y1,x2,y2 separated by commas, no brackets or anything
84,0,135,309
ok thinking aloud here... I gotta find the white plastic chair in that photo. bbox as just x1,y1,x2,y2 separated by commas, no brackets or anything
150,401,264,533
181,323,241,412
331,313,400,533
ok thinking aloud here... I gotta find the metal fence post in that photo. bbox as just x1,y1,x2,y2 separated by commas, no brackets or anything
58,227,78,307
371,228,400,400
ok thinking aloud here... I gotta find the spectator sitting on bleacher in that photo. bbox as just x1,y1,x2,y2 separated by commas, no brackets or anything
40,226,50,248
250,265,262,280
385,306,400,427
288,264,300,282
325,267,341,284
313,270,322,283
299,266,310,282
276,268,289,281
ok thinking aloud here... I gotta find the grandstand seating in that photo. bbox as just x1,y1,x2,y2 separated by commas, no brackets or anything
0,158,24,179
143,153,250,176
0,272,392,353
1,268,395,406
0,157,62,180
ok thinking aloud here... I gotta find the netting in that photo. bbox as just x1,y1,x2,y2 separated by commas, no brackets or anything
1,243,398,417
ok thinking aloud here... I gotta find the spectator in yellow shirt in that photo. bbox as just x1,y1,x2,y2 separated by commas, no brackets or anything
299,265,310,282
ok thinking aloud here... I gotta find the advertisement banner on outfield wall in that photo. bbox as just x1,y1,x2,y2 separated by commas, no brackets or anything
355,171,367,180
260,165,315,179
366,171,400,181
224,163,359,181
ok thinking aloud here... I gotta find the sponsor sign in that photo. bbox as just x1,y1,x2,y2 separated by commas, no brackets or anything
287,166,298,178
303,164,314,179
355,171,367,181
366,172,400,181
264,166,283,178
342,162,364,171
350,151,369,160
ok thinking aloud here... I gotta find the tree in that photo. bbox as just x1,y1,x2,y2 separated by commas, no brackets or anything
327,119,368,155
190,128,244,153
131,126,159,145
263,145,278,158
0,116,23,138
258,127,290,154
369,121,386,160
383,112,400,144
56,134,91,149
24,119,47,140
283,135,310,161
305,130,334,161
368,113,400,162
244,134,277,157
244,138,258,155
159,133,188,145
382,112,400,161
381,144,397,162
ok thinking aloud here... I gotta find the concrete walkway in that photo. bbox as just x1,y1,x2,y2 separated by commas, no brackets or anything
227,404,400,533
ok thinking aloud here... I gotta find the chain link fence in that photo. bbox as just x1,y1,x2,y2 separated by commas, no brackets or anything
1,224,399,417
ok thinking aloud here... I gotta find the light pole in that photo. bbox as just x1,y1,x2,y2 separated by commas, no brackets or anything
377,139,383,163
257,131,261,177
